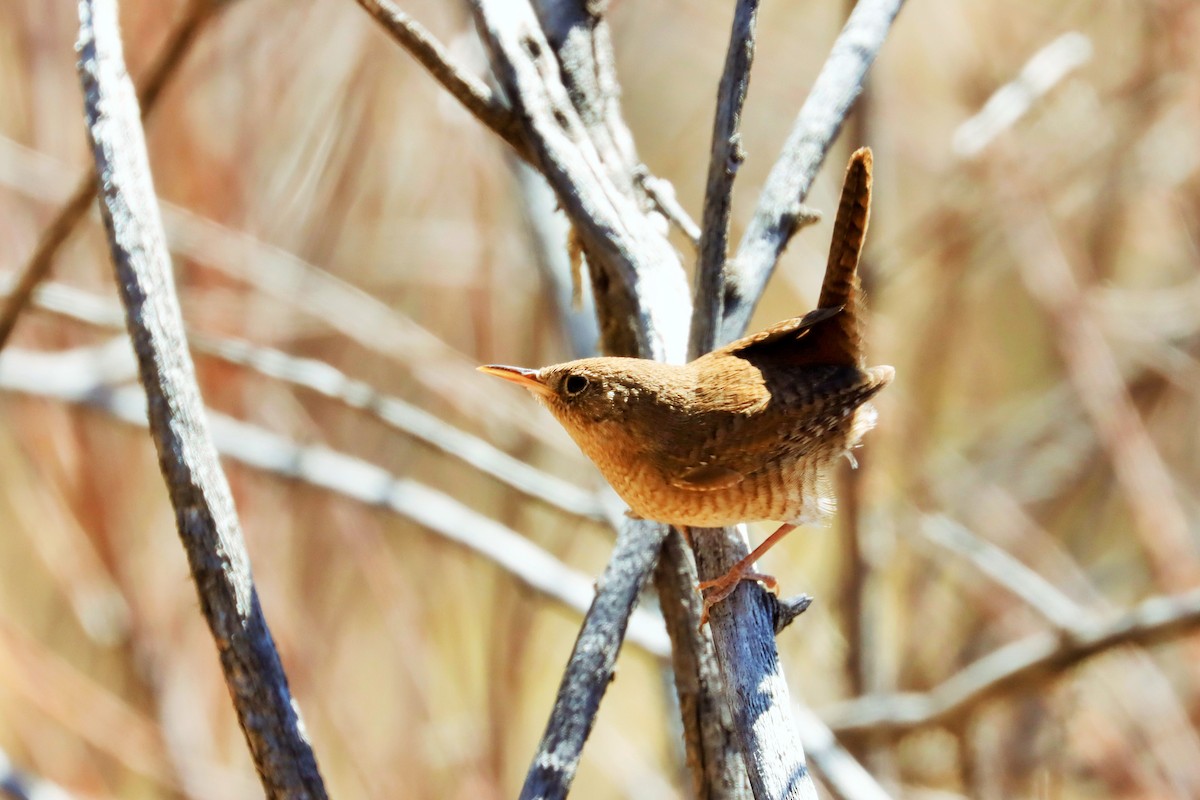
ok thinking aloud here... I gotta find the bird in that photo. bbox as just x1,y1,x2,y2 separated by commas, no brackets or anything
479,148,892,624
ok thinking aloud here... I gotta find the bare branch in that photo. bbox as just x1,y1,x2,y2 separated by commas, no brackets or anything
691,0,760,358
634,167,702,248
469,0,691,362
693,526,820,800
0,0,225,351
953,32,1093,159
725,0,906,344
519,518,669,800
351,0,529,157
825,588,1200,739
652,533,753,800
7,277,608,521
0,345,672,657
76,2,326,795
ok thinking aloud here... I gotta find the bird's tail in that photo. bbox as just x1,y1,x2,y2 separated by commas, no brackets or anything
816,147,873,367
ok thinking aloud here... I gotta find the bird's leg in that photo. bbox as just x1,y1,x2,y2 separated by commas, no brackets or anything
697,523,796,624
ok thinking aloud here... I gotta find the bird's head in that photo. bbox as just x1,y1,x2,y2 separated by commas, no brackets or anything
478,357,678,434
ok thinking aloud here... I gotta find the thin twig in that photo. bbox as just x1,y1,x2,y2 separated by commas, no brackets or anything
725,0,906,345
5,276,607,521
825,587,1200,739
690,0,761,358
76,2,327,795
634,167,702,248
0,344,672,656
519,518,669,800
0,0,224,351
351,0,529,157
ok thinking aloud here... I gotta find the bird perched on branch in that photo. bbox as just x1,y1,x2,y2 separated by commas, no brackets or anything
480,148,892,624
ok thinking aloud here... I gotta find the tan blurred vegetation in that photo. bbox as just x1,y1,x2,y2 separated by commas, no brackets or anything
2,0,1200,797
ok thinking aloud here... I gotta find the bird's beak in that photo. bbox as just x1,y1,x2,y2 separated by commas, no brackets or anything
477,364,555,399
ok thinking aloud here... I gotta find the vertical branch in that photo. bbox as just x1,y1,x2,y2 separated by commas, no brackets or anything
76,2,327,796
652,534,753,799
693,528,820,800
691,0,761,359
686,3,819,797
725,0,906,345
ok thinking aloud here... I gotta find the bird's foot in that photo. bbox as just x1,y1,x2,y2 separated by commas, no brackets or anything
697,569,779,627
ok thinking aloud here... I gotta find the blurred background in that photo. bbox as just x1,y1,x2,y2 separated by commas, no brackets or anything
2,0,1200,797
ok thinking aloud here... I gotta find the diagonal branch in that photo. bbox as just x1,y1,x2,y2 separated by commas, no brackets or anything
0,346,671,657
724,0,906,345
351,0,529,157
76,2,327,796
4,277,607,521
825,588,1200,740
469,0,691,362
0,0,227,352
519,518,669,800
691,0,761,358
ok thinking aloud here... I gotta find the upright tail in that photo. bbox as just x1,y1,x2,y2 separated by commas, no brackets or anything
816,147,873,367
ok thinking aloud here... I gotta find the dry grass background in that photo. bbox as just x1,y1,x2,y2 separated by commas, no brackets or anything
2,0,1200,797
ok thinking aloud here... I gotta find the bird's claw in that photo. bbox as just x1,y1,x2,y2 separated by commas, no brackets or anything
696,570,780,628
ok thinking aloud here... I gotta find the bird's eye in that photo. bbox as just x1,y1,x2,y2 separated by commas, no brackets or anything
563,374,589,396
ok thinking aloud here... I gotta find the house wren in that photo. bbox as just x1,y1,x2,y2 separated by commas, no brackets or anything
480,148,892,622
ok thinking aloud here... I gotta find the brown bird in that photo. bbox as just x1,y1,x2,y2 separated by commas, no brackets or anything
480,148,892,623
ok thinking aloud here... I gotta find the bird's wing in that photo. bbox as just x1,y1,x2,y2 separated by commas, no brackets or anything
721,306,843,356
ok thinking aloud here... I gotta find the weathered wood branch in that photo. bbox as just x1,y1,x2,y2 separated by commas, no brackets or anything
470,0,691,362
725,0,906,345
519,518,669,800
691,0,761,358
76,2,327,795
352,0,529,157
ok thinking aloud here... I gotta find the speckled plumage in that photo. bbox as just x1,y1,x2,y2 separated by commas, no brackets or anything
480,149,892,616
481,148,892,530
